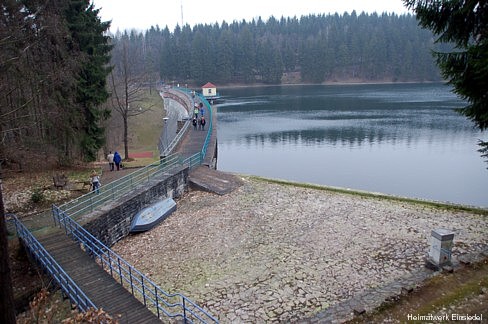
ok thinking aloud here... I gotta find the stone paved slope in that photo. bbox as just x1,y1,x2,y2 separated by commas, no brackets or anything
112,176,488,323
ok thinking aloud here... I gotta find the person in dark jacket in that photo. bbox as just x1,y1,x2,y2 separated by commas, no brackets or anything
200,117,206,131
199,102,205,117
113,151,122,171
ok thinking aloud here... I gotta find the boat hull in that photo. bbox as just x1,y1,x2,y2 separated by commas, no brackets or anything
130,197,176,233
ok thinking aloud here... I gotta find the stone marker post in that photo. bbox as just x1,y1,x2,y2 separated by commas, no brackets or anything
428,229,454,268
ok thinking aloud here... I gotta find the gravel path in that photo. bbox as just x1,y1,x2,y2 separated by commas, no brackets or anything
112,176,488,323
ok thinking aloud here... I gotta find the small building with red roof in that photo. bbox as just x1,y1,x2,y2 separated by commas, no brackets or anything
201,82,217,98
201,82,222,103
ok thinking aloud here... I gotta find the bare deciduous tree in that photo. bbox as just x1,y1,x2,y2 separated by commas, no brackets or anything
108,33,153,160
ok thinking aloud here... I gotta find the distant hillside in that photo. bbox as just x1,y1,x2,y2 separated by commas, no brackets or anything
112,11,444,86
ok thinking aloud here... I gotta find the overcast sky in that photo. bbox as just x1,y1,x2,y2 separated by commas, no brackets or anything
92,0,411,32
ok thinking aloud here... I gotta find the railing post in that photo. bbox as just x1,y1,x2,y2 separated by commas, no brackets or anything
62,212,68,235
142,275,146,306
155,287,159,318
67,217,73,237
108,250,113,277
183,297,187,323
117,258,123,286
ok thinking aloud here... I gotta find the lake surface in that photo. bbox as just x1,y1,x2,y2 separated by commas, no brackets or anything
216,83,488,208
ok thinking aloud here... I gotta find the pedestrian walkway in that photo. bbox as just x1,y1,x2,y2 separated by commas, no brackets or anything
12,87,222,323
38,232,160,323
176,118,208,160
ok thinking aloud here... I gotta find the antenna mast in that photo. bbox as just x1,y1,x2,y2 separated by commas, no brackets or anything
181,0,184,27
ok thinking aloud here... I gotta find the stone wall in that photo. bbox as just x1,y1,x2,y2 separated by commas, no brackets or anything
82,166,188,247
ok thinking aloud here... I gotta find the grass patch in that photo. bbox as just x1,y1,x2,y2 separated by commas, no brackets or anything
349,260,488,323
123,157,158,168
128,89,165,152
415,274,488,315
67,168,100,182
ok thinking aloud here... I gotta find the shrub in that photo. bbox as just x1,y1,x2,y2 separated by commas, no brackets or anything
30,189,45,204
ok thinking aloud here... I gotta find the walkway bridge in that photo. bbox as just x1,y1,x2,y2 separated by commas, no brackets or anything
159,87,217,168
10,88,220,323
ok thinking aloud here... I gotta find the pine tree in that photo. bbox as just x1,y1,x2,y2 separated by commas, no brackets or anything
404,0,488,160
65,0,112,161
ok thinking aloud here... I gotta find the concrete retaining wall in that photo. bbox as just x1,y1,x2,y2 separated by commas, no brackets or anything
82,166,189,247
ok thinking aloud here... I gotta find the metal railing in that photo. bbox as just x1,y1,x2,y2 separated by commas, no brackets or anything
160,118,191,157
9,214,96,313
59,154,182,221
158,89,194,157
158,88,214,166
8,86,219,322
51,206,218,323
182,151,204,169
175,88,213,161
197,93,213,161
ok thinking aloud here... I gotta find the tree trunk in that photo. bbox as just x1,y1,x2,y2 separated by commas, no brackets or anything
0,181,16,324
123,114,129,160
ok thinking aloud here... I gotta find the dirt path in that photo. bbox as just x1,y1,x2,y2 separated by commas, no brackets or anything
99,165,139,184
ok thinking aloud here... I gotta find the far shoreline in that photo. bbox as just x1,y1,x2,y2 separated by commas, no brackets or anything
210,79,446,89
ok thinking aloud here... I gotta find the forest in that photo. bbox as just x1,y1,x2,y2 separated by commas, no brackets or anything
1,0,111,166
1,1,445,167
115,11,445,86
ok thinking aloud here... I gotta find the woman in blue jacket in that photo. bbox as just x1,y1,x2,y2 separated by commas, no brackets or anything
114,151,122,171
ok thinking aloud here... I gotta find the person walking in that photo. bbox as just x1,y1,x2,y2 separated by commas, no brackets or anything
194,104,199,119
90,170,101,194
200,116,206,131
113,151,122,171
107,151,114,171
199,102,205,117
192,117,198,130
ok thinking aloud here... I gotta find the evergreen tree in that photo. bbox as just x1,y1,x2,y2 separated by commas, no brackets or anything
144,26,163,89
236,25,256,83
114,12,443,86
159,27,175,81
404,0,488,159
216,29,234,82
190,30,208,84
66,0,112,161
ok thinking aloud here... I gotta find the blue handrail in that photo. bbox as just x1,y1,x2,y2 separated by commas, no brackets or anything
174,87,213,163
51,205,219,323
9,85,219,322
197,93,213,161
33,87,218,322
9,214,96,313
59,154,182,221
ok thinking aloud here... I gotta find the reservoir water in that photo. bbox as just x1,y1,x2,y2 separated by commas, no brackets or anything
216,83,488,208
